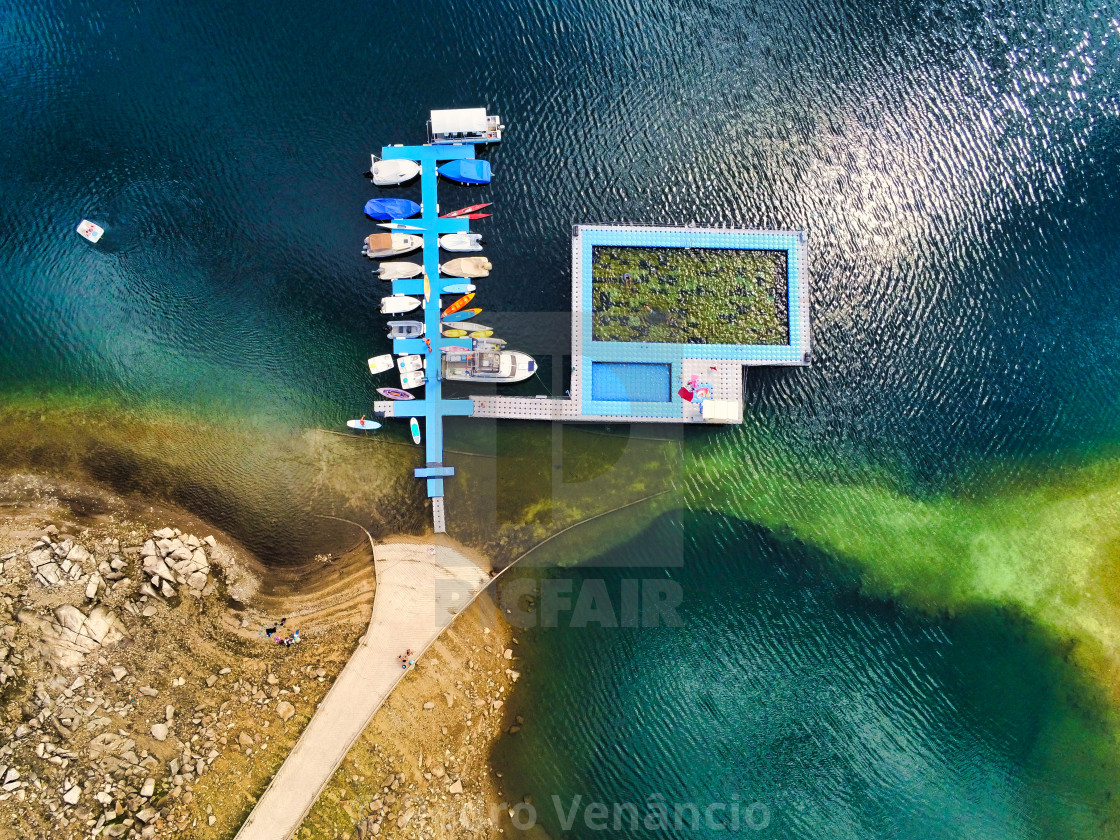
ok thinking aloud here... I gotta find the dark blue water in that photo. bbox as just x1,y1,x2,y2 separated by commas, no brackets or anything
3,0,1120,836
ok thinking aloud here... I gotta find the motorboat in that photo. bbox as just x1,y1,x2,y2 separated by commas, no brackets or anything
439,232,483,252
77,219,104,243
364,198,421,220
442,348,536,383
369,157,420,185
380,295,422,315
386,320,424,339
376,261,423,280
437,159,491,185
363,233,422,258
440,256,491,278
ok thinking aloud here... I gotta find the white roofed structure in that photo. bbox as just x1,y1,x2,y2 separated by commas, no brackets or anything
427,108,504,144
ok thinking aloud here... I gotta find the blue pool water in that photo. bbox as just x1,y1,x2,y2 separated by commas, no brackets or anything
590,361,673,402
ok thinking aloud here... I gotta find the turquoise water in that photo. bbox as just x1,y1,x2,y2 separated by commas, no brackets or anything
3,0,1120,836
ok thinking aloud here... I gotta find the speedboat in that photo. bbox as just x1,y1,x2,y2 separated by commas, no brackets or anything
442,348,536,383
386,320,424,339
369,157,420,186
380,295,422,314
439,232,483,252
363,233,422,258
376,261,423,280
364,198,421,220
440,257,492,278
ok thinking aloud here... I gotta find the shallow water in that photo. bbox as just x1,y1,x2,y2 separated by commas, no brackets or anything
3,0,1120,836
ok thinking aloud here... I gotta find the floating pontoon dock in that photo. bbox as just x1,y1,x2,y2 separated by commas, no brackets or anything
370,118,809,533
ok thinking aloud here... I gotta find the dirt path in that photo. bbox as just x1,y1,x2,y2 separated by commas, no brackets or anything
234,542,490,840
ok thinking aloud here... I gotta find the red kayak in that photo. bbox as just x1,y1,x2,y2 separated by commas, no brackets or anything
460,213,491,220
439,203,492,219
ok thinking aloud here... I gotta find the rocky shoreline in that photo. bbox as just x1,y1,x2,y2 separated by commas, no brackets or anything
0,475,375,840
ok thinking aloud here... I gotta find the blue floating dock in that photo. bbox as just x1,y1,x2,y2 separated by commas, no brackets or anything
371,143,484,532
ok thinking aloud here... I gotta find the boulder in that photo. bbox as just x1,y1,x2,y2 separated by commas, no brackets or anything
153,528,176,540
85,574,101,600
54,605,86,635
160,581,176,599
62,786,81,805
139,686,158,697
187,572,207,590
37,562,62,586
238,732,254,747
189,548,208,570
140,778,155,798
422,701,435,710
203,535,216,548
169,546,193,563
66,545,91,565
150,723,168,742
185,534,200,548
139,540,158,558
448,780,463,795
111,666,127,682
142,555,175,582
275,701,295,721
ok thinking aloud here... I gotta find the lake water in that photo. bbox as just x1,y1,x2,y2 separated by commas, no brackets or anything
3,0,1120,836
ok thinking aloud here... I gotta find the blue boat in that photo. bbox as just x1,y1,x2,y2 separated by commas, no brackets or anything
364,198,421,220
437,159,491,185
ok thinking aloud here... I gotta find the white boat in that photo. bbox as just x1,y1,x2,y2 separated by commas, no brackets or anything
386,320,424,339
440,256,492,278
439,232,483,253
400,370,427,389
369,157,420,185
363,233,422,259
76,219,104,243
376,261,423,280
367,354,394,374
396,354,425,373
442,320,490,333
380,295,422,314
442,348,536,383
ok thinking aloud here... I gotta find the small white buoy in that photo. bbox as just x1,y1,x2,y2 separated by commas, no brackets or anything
76,219,104,243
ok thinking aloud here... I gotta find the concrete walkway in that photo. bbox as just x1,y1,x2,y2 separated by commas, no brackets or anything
234,543,490,840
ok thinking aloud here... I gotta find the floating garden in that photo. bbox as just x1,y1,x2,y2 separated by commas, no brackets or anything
590,246,789,345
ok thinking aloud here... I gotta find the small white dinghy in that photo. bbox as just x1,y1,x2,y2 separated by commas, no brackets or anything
380,295,422,314
440,256,492,278
376,261,423,280
76,219,104,243
363,233,422,259
369,157,420,186
367,354,394,374
439,232,483,252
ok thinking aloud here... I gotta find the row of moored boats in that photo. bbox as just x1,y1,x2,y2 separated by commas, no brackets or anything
362,152,537,421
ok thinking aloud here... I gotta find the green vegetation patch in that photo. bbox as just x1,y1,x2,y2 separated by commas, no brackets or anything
590,246,789,345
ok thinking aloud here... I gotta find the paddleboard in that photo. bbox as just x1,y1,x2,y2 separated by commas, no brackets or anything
468,329,494,338
346,418,382,431
446,320,490,333
377,222,426,231
441,307,482,323
441,292,475,318
441,345,471,354
439,202,492,218
441,328,467,338
376,387,414,401
440,283,475,295
410,417,421,445
367,354,393,374
423,273,431,304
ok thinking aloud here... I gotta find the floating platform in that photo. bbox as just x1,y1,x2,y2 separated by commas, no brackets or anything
456,224,810,425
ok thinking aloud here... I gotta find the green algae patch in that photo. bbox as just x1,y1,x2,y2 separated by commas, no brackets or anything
590,246,789,345
689,437,1120,699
